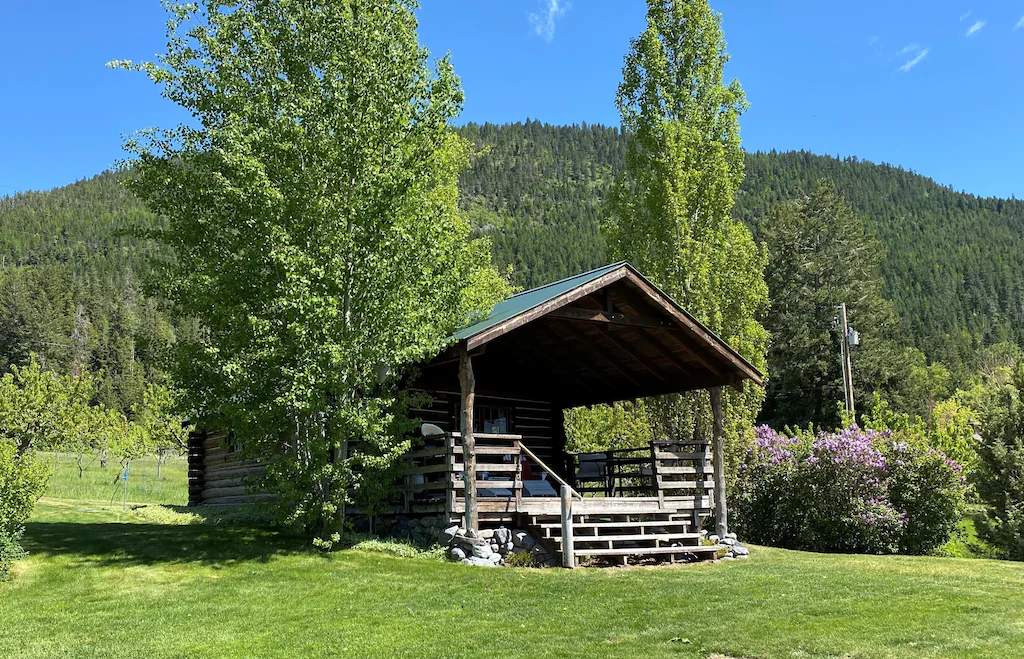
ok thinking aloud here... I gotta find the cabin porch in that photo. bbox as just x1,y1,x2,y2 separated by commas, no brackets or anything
405,263,761,566
396,430,721,566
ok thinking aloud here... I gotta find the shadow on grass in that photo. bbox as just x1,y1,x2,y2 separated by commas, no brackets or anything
21,520,317,568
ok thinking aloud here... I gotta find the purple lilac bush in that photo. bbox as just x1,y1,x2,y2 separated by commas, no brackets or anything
734,425,966,555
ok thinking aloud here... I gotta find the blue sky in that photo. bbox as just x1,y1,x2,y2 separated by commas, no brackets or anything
1,1,1021,197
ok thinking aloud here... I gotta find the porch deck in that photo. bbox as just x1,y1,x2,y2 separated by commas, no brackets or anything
397,432,719,565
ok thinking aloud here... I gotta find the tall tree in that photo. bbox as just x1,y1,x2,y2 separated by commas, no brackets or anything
760,180,904,429
603,0,769,462
113,0,509,541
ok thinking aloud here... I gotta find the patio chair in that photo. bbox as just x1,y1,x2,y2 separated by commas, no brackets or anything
573,452,609,495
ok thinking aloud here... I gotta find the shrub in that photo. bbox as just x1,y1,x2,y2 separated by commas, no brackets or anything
973,365,1024,560
734,424,966,555
0,442,50,581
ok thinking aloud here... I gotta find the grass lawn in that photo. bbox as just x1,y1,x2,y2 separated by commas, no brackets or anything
41,451,187,506
3,499,1024,658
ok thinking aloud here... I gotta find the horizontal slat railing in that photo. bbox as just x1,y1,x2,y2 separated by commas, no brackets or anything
566,438,715,511
520,442,582,500
651,439,714,511
395,432,526,514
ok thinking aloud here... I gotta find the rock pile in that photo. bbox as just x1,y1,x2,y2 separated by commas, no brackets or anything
704,531,750,560
390,515,448,545
442,525,556,567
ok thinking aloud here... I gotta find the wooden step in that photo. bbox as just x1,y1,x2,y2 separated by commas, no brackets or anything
555,533,701,544
536,520,690,530
572,544,722,557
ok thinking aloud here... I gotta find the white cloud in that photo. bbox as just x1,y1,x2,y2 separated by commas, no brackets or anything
960,10,972,22
966,20,985,36
868,35,879,46
898,47,930,72
1015,16,1024,30
529,0,569,43
897,43,921,55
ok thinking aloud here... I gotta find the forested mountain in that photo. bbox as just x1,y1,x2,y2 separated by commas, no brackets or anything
458,122,1024,378
2,121,1023,406
0,172,172,414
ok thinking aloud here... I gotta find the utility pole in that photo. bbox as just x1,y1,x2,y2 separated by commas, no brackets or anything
838,303,855,415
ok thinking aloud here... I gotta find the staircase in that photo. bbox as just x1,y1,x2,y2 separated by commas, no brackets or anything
525,511,722,566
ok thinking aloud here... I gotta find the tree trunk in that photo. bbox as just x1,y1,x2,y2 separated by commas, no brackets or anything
710,386,728,538
459,345,478,536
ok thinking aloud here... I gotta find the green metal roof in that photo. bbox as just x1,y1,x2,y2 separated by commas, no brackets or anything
452,261,628,341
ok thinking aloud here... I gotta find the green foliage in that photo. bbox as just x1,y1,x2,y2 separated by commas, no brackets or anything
344,534,445,561
0,356,97,455
862,392,980,481
971,364,1024,560
0,442,49,581
761,180,904,428
114,0,510,542
885,348,953,421
563,401,652,453
602,0,768,461
735,424,966,555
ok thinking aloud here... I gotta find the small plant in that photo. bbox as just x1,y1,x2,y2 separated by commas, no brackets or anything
504,550,539,568
344,534,445,561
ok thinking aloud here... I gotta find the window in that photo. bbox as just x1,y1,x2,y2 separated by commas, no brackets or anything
476,405,511,434
455,403,512,434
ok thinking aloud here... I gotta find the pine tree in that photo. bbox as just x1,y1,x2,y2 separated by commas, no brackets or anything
603,0,769,461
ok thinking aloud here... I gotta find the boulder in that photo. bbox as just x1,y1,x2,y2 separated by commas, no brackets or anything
722,537,736,546
732,545,749,556
503,541,515,554
461,557,498,567
488,553,503,564
725,532,737,540
512,530,537,549
708,535,720,544
439,525,460,545
448,546,467,561
493,527,511,545
471,543,493,559
477,529,495,540
453,534,488,547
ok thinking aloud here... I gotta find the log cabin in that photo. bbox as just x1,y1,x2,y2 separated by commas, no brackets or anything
188,262,763,565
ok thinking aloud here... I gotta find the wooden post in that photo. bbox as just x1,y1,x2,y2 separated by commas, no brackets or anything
560,483,575,568
459,345,478,536
710,386,728,539
838,302,855,415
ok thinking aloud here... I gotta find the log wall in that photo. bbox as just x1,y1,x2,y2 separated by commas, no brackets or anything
187,390,567,509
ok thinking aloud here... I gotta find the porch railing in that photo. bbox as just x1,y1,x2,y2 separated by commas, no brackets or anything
570,439,714,508
395,432,583,515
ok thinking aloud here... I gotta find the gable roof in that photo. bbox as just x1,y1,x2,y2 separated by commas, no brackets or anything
451,261,763,387
453,262,625,342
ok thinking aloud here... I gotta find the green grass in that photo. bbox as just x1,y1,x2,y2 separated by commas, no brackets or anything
4,499,1024,658
41,451,187,506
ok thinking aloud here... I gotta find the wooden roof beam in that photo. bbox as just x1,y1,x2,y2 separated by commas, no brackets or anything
533,324,619,392
548,306,722,377
555,320,647,389
598,327,668,383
